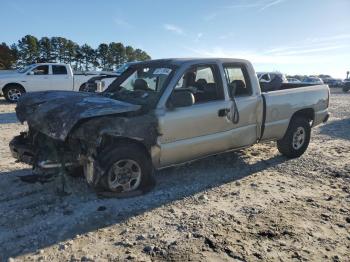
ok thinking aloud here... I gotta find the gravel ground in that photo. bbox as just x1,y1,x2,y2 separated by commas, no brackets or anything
0,89,349,262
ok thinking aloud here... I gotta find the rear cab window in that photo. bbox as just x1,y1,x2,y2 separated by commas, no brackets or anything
223,64,252,97
52,65,68,75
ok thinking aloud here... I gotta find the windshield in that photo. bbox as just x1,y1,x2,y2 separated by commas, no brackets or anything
115,63,134,75
105,64,175,108
17,65,35,73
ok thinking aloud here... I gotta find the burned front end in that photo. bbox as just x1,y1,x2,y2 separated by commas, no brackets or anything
10,61,177,194
9,90,156,185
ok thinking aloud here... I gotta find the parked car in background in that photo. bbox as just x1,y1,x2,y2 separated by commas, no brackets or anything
322,78,343,88
82,62,139,92
10,58,330,194
0,63,102,102
343,79,350,93
302,77,324,85
287,78,301,83
82,72,119,92
257,72,288,92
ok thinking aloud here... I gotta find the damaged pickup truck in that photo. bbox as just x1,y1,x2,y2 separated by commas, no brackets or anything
10,58,330,194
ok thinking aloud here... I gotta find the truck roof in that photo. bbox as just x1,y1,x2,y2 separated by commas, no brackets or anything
136,58,251,66
29,63,69,66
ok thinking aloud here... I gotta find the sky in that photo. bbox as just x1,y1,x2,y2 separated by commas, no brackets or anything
1,0,350,78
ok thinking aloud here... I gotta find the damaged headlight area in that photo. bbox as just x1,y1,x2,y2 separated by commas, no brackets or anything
9,126,85,176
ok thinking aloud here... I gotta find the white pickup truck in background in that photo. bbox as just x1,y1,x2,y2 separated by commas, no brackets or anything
0,63,100,102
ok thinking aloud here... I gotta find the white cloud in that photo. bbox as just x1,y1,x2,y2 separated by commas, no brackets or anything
305,33,350,43
195,33,203,42
227,0,287,11
227,2,262,9
203,13,218,21
163,24,184,35
204,1,287,26
265,33,350,56
219,32,235,40
182,37,350,78
259,0,286,11
183,39,348,66
113,18,132,28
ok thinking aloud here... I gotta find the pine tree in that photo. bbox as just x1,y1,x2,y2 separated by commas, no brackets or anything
0,43,17,69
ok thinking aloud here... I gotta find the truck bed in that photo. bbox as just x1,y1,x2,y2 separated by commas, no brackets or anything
261,84,329,141
279,83,322,90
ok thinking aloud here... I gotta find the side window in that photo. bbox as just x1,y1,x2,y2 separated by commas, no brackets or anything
261,73,270,81
52,65,67,75
32,65,49,75
174,65,224,104
224,65,252,97
195,67,215,83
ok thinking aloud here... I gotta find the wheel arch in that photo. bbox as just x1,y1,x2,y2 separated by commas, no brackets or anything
2,82,26,93
98,134,152,162
279,108,314,139
290,108,315,123
79,82,87,91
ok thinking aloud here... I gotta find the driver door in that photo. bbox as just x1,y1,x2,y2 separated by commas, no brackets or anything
25,65,50,91
158,64,235,167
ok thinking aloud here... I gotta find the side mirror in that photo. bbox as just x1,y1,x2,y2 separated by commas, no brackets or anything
229,85,237,98
168,91,194,108
27,71,34,75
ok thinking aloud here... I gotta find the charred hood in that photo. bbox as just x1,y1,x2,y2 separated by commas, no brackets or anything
16,91,141,141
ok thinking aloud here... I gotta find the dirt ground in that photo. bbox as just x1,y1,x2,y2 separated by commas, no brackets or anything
0,89,349,262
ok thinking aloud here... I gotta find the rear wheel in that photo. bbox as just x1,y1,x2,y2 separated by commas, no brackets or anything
277,117,311,158
79,83,89,92
4,85,25,103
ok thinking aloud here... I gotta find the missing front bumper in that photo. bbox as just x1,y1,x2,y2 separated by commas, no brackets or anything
9,134,79,170
9,135,34,165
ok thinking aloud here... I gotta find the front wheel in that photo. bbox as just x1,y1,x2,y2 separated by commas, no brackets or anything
343,85,349,93
86,144,155,193
4,85,25,103
277,117,311,158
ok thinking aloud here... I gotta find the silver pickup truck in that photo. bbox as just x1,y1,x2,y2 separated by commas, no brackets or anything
10,58,330,194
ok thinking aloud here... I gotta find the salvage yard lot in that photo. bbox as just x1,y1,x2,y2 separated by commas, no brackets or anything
0,89,349,261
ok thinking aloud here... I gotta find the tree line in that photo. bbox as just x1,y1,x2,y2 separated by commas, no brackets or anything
0,35,151,71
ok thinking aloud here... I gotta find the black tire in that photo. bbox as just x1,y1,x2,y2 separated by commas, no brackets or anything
66,166,84,177
277,117,311,158
94,144,155,193
3,85,25,103
79,83,88,92
343,85,349,93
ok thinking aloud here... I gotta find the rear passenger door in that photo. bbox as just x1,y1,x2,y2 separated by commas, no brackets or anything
222,63,260,147
51,65,73,90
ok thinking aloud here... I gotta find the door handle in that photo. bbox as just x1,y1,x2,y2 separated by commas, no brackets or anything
218,108,230,117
